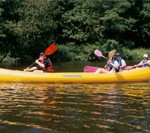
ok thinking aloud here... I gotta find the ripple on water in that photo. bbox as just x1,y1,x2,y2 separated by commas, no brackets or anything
0,82,149,133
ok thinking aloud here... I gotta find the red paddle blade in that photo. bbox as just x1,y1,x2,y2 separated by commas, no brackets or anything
44,43,57,56
94,49,106,58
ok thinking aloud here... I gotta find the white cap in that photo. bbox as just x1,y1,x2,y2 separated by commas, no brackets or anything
143,54,148,58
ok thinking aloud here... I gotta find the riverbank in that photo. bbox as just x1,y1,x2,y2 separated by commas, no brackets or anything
0,48,149,64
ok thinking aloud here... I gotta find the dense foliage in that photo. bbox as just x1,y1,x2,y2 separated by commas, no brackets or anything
0,0,150,63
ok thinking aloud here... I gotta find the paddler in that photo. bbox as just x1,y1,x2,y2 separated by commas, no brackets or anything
24,52,53,72
134,54,150,68
95,57,119,74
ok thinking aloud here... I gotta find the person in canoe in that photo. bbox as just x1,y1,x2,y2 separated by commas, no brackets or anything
24,52,54,72
95,57,119,74
115,52,126,71
134,54,150,68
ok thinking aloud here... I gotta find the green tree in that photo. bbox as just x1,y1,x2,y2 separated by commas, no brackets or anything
0,0,149,62
62,0,106,45
0,0,21,56
139,1,150,48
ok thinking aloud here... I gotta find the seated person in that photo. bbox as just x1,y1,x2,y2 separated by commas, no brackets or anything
95,57,119,74
134,54,150,68
24,52,53,72
115,53,126,71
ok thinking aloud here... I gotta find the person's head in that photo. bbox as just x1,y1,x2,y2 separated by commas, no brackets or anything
39,52,46,60
115,53,121,59
39,52,44,56
143,54,148,60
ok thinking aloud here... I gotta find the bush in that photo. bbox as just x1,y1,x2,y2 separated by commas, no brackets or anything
122,48,150,60
75,43,102,61
101,39,121,54
54,44,150,62
1,52,20,64
55,44,77,62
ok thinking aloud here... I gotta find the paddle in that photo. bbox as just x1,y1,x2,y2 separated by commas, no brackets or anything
108,49,116,58
84,49,116,72
94,49,106,59
44,43,57,56
27,43,57,68
94,49,116,60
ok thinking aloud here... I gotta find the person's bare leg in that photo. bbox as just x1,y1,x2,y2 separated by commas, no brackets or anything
95,68,108,74
24,67,37,72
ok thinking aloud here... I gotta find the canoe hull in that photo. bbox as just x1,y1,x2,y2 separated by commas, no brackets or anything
0,68,150,83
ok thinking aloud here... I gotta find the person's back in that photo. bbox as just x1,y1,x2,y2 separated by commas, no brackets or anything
42,57,54,72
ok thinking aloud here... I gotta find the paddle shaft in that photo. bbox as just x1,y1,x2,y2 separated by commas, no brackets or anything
28,61,37,68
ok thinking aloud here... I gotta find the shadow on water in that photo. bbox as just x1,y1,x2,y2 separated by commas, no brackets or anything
0,82,149,133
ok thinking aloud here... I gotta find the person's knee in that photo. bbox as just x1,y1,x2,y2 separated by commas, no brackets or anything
95,68,101,74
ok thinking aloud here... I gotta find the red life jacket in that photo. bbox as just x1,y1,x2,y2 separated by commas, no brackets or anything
41,58,54,72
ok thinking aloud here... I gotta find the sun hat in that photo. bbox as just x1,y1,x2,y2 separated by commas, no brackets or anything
143,54,148,58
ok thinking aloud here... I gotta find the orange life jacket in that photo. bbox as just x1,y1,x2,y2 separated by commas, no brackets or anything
41,58,54,72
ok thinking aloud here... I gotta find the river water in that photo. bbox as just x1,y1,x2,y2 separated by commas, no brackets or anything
0,61,149,133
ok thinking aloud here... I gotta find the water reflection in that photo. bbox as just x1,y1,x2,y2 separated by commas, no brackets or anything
0,83,149,133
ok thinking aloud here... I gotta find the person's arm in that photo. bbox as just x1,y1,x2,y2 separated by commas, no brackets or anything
104,63,109,69
108,61,118,73
134,61,143,67
35,59,45,68
110,61,119,69
147,60,150,65
120,59,126,68
104,59,111,69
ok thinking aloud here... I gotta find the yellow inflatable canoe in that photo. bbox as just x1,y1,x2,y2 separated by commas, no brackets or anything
0,67,149,83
